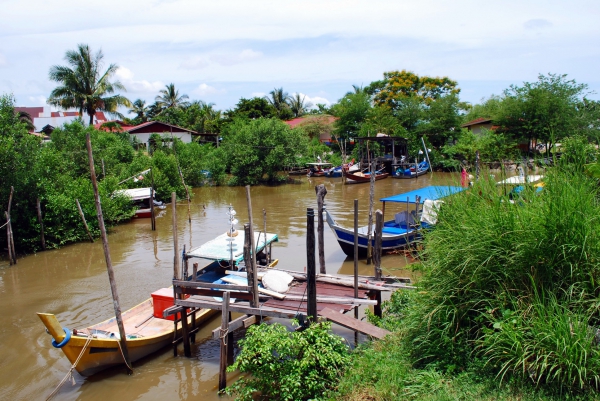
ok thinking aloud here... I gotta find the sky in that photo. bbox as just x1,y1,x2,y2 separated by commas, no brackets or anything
1,0,599,114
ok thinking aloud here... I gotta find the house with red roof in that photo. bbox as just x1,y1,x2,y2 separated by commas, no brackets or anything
14,106,107,132
284,115,338,143
460,117,496,134
95,120,203,150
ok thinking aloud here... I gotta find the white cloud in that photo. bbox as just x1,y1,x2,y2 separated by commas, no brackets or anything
0,52,7,67
115,67,163,93
28,95,46,105
180,56,209,70
524,18,553,30
193,83,225,96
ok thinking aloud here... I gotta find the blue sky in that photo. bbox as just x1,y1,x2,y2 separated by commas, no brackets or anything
1,0,599,113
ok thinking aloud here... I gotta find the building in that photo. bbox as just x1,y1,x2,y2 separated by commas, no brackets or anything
460,117,495,134
14,106,107,132
95,120,201,150
284,115,338,143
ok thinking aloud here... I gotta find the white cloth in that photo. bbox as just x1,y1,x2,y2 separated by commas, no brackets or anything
420,200,443,225
262,270,294,293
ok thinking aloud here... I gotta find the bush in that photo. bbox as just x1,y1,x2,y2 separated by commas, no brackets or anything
224,322,350,400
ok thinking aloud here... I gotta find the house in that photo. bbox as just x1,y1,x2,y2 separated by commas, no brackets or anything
95,120,201,150
14,106,107,133
284,115,338,143
460,117,495,134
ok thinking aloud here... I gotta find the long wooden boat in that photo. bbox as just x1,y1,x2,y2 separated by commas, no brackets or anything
343,169,389,184
393,160,429,179
326,162,359,178
326,185,466,257
38,230,279,376
306,162,333,177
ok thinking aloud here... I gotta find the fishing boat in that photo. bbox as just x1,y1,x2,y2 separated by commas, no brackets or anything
115,187,164,218
343,168,389,184
393,160,429,179
326,161,359,178
38,230,279,377
306,162,333,177
325,185,466,257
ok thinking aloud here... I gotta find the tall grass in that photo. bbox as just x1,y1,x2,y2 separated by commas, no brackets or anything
403,162,600,393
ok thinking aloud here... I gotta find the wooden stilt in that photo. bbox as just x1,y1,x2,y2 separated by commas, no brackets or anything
374,210,383,280
172,192,180,281
373,291,382,318
5,211,12,265
7,186,16,264
85,132,132,374
181,307,191,357
262,209,268,263
245,187,259,307
367,160,376,264
218,291,231,391
315,184,328,274
192,263,198,281
75,199,94,243
227,311,234,365
243,224,259,307
150,177,155,231
353,199,359,345
36,198,45,250
306,208,317,322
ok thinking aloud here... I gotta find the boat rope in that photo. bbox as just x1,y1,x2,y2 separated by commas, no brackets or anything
219,327,229,346
45,333,94,401
116,338,134,372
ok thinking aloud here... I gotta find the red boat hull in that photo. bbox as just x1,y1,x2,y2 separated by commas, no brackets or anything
343,170,389,184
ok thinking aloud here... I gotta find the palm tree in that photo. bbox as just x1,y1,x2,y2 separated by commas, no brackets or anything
48,44,131,125
16,110,35,131
265,87,291,116
289,93,313,118
155,83,190,110
129,99,149,122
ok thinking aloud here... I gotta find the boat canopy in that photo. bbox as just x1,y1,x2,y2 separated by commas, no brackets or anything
186,231,278,264
380,185,466,204
306,162,332,166
496,175,543,185
114,187,152,201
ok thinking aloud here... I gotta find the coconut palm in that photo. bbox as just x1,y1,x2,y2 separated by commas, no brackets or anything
155,83,190,110
129,99,149,123
265,87,291,117
48,44,131,125
289,93,313,118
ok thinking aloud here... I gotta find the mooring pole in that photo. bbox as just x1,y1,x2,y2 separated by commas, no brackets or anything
150,181,155,231
85,132,132,374
5,211,12,265
7,186,16,264
244,223,259,308
315,184,327,274
218,291,231,391
245,186,257,283
306,208,317,322
75,199,94,243
36,198,45,250
374,210,383,280
366,160,375,265
353,199,359,345
172,192,180,281
262,209,268,263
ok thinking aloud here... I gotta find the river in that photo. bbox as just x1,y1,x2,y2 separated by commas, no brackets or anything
0,173,456,400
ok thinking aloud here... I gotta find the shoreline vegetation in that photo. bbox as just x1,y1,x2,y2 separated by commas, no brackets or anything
3,44,600,400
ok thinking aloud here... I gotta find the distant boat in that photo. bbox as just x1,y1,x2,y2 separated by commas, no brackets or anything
326,162,359,178
343,168,389,184
38,230,279,376
114,187,164,218
306,162,333,177
393,160,429,179
326,185,466,257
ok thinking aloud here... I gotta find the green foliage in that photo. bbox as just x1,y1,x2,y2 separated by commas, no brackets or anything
224,322,350,401
331,91,372,140
366,289,417,332
225,97,278,121
440,128,518,168
220,118,308,185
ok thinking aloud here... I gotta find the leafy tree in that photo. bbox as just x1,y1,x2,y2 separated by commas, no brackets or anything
288,93,312,118
265,87,293,119
128,99,149,123
220,118,308,185
48,44,131,125
330,90,372,141
224,97,277,121
155,83,190,111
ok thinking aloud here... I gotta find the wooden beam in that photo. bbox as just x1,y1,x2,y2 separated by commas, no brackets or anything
173,279,250,292
175,299,300,319
319,307,390,339
212,315,257,340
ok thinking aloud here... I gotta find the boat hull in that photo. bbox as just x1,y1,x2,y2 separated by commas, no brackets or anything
393,169,428,179
134,208,152,218
343,171,389,184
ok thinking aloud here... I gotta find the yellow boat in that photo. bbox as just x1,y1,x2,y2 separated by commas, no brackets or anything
38,296,215,377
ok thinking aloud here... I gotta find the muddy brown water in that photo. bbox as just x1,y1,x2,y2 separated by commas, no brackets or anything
0,173,457,400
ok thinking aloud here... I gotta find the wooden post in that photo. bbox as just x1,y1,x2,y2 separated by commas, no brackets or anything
7,186,15,264
374,210,383,280
183,245,188,279
85,132,132,373
36,198,45,250
306,208,317,322
263,209,268,263
218,291,231,391
314,184,328,274
181,307,191,357
366,160,375,264
193,263,198,281
172,192,180,280
227,311,234,365
353,199,359,345
75,199,94,243
245,186,257,284
5,212,12,265
244,223,259,308
150,184,155,232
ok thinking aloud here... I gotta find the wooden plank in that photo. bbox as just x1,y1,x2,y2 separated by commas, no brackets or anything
175,299,300,319
212,315,257,340
319,307,391,339
176,287,254,301
281,294,378,305
173,279,251,292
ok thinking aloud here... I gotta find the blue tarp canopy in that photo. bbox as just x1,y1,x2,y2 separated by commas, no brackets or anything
380,185,466,204
186,232,278,264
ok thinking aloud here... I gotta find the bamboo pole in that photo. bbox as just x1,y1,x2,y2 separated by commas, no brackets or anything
36,198,45,250
315,184,327,274
101,158,106,178
5,212,12,265
244,223,259,308
366,160,375,264
306,208,317,322
245,185,257,277
75,199,94,243
172,192,180,280
262,209,268,263
218,291,231,391
150,170,156,231
85,132,132,373
374,210,383,280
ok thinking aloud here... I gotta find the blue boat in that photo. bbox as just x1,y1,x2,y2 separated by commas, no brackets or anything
393,160,429,179
325,185,466,257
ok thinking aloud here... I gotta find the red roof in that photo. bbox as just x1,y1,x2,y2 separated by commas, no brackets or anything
285,115,338,129
15,107,44,117
461,117,493,128
93,120,198,135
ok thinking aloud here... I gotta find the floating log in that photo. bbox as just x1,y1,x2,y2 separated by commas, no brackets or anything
75,199,94,243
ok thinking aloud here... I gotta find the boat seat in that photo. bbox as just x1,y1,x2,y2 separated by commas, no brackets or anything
382,227,408,235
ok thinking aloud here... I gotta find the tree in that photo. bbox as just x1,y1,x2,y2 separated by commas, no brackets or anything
225,97,277,121
330,90,372,141
288,93,312,118
155,83,190,110
48,44,131,125
264,87,293,119
128,99,149,123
